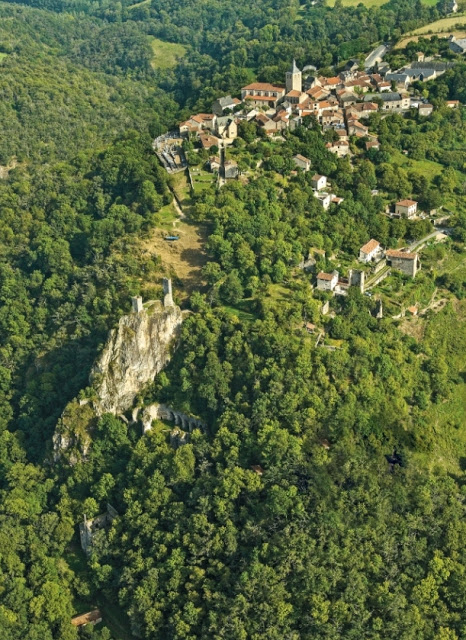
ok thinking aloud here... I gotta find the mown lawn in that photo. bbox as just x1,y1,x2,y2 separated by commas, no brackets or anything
150,37,187,70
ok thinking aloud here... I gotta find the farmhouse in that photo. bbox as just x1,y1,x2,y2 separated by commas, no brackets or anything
311,174,327,190
359,239,382,263
385,250,420,278
395,199,418,218
317,271,339,291
293,154,311,171
418,103,434,116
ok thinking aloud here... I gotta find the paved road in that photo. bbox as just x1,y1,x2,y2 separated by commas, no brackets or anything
407,229,447,252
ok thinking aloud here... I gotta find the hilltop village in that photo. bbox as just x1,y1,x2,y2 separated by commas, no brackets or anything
151,55,460,321
172,55,459,170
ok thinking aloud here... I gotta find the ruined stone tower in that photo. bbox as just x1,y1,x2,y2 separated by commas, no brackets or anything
131,296,143,313
163,278,174,307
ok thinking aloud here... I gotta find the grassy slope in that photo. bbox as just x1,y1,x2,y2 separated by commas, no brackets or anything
150,36,187,70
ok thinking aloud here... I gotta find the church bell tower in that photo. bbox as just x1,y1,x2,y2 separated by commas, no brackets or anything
286,59,302,93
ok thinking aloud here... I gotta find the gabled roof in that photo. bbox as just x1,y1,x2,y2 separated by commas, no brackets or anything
242,82,285,92
317,271,335,281
385,249,417,260
397,199,417,207
360,239,380,254
293,153,310,163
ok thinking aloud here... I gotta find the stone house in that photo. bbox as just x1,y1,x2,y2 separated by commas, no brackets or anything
293,154,311,171
418,103,434,116
314,192,332,210
317,271,339,291
365,92,410,111
326,141,350,157
385,73,409,89
224,160,239,179
449,36,466,54
311,174,327,191
199,133,221,150
395,199,418,218
359,239,382,263
255,113,277,134
241,82,286,108
209,156,221,173
446,100,460,108
216,116,238,139
212,96,241,115
347,120,369,136
385,249,420,278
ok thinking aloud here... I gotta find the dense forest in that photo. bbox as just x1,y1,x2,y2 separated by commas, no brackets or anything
0,0,465,637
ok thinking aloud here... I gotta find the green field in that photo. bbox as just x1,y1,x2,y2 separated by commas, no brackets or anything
0,52,7,62
150,37,187,70
409,13,466,34
391,149,444,180
327,0,449,7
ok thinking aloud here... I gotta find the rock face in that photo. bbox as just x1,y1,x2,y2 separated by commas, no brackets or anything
91,301,182,415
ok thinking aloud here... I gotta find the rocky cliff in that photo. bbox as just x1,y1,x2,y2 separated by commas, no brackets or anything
91,301,183,415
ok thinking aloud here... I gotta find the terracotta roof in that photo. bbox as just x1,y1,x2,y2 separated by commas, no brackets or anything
323,76,341,85
246,95,278,102
255,113,270,123
199,134,220,148
407,306,418,314
360,239,380,254
305,322,316,330
386,249,417,260
72,610,102,627
232,98,242,104
191,114,215,123
286,90,302,97
312,174,325,180
397,199,417,207
242,82,284,92
317,272,335,281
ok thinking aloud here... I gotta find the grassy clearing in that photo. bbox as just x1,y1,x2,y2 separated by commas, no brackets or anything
190,168,215,194
150,37,187,70
222,302,257,323
409,13,466,35
169,171,192,210
0,52,7,62
396,30,466,48
327,0,388,7
140,219,209,300
390,149,444,180
156,202,178,230
128,0,150,9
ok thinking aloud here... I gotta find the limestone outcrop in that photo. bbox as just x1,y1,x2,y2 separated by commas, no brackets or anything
91,301,182,415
